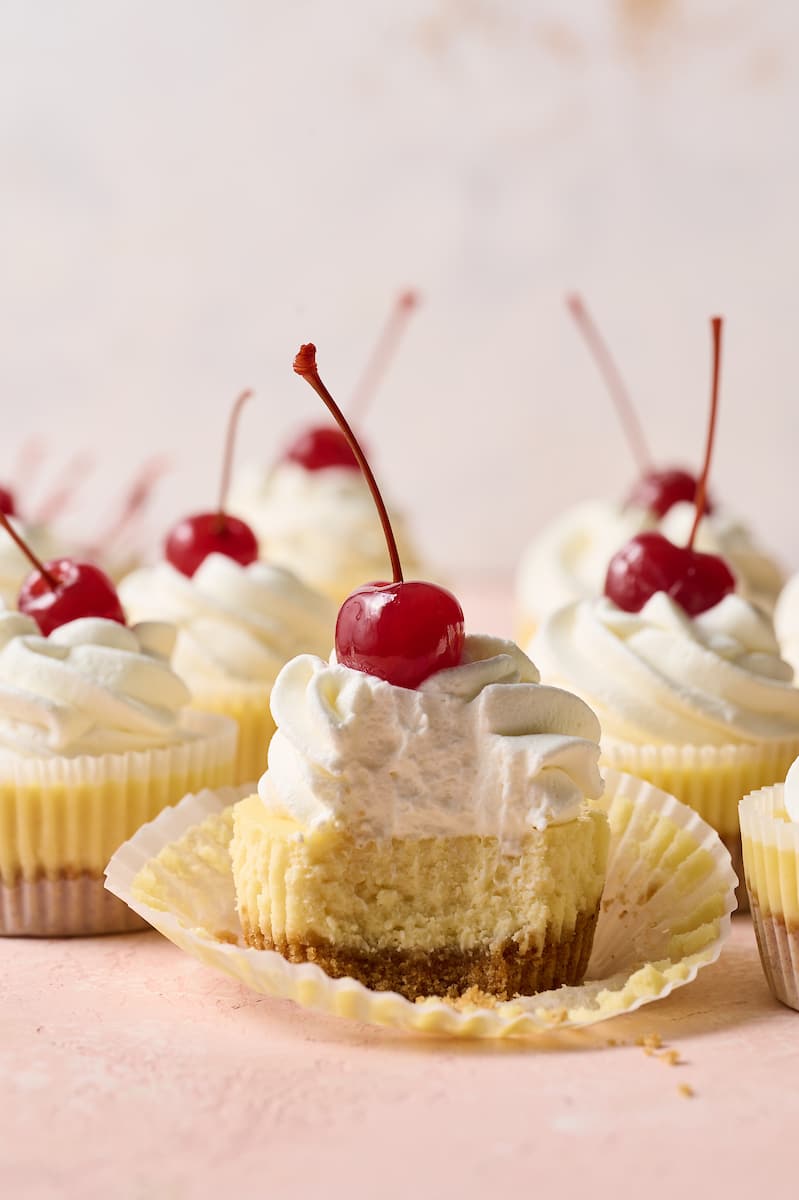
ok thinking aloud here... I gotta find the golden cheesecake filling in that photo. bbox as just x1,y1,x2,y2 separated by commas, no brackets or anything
232,794,609,1000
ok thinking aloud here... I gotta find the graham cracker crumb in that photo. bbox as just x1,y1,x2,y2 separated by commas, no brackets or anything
659,1049,681,1067
678,1083,695,1099
636,1033,663,1051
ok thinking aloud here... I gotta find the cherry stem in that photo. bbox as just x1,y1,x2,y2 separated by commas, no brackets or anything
32,451,94,525
294,344,403,584
217,389,253,524
348,291,419,425
0,512,57,589
14,435,48,494
87,456,171,557
688,316,723,550
567,293,652,473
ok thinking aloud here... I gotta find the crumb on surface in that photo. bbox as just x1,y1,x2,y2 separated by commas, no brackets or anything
678,1083,695,1099
636,1033,663,1051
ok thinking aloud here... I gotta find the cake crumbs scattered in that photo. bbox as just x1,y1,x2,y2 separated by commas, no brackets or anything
636,1033,684,1067
678,1083,695,1099
636,1033,663,1052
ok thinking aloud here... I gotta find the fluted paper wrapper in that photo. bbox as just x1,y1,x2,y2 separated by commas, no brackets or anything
602,737,799,913
190,684,276,787
106,770,736,1038
740,785,799,1011
0,711,238,937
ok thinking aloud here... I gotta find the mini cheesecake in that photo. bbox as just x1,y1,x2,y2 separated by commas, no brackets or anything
231,636,609,1002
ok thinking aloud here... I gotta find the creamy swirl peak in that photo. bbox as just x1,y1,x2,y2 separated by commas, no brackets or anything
783,757,799,824
228,462,423,603
260,635,604,848
119,553,335,689
0,613,192,756
534,592,799,747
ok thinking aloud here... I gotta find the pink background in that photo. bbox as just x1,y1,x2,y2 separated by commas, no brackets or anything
1,2,798,574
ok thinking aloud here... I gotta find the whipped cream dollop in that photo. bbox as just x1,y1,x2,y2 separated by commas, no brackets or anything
783,756,799,823
533,592,799,747
774,572,799,678
228,462,424,603
0,613,193,756
259,635,604,848
0,520,59,608
516,499,784,626
119,554,335,690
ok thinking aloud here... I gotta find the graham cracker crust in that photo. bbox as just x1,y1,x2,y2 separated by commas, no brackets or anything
719,832,748,914
749,898,799,1011
0,873,149,937
240,904,600,1001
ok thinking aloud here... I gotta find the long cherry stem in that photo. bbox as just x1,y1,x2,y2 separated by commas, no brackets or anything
348,291,419,425
87,456,171,557
33,452,94,525
688,316,723,550
0,512,57,588
218,389,253,520
567,293,652,473
294,344,403,583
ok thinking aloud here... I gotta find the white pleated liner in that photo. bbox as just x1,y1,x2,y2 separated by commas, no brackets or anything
0,711,238,936
739,785,799,1010
106,771,737,1038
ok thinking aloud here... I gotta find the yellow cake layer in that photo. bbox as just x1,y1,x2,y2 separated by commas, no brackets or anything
231,794,609,954
0,735,236,883
190,685,276,787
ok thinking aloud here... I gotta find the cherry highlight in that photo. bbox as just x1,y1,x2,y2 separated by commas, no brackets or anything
293,344,403,583
687,317,723,551
567,293,652,473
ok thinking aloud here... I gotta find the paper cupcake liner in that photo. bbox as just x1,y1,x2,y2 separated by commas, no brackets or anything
106,770,736,1038
191,685,275,788
602,737,799,913
0,876,148,936
0,711,237,937
739,785,799,1011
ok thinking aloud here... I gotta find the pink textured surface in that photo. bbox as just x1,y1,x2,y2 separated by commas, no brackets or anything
0,923,795,1199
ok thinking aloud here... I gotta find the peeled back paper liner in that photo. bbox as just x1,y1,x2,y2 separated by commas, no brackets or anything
739,785,799,1011
105,770,737,1038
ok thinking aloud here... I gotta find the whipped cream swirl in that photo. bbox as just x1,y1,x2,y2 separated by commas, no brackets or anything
0,613,193,756
259,635,604,848
775,572,799,679
119,554,335,691
784,756,799,824
533,592,799,747
516,499,784,626
229,461,424,603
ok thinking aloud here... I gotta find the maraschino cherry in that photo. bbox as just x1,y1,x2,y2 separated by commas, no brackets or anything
165,389,258,578
293,342,464,690
604,317,735,617
282,291,418,473
0,512,125,636
567,293,713,519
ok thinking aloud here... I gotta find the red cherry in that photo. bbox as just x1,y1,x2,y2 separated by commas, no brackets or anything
293,342,465,689
282,425,360,471
605,531,735,616
164,389,259,577
19,559,126,637
0,486,16,517
165,513,258,578
336,581,465,690
626,467,715,519
604,318,732,617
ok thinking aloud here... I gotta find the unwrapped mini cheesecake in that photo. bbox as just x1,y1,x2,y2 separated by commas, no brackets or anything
231,636,609,1001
